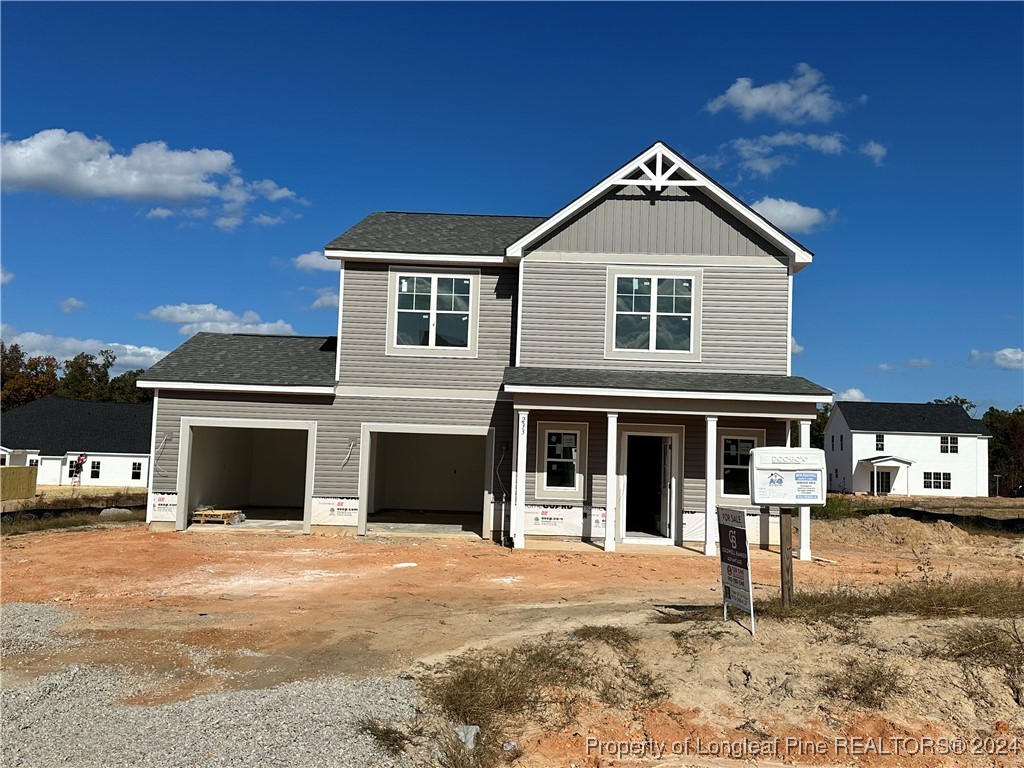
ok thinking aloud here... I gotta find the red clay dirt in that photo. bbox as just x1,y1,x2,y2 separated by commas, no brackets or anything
3,519,1023,767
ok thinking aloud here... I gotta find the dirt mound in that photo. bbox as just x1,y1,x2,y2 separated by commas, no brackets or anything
814,514,974,549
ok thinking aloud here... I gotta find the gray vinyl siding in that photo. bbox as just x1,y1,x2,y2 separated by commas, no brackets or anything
340,261,516,390
533,186,786,258
523,412,786,510
519,260,790,373
152,392,512,498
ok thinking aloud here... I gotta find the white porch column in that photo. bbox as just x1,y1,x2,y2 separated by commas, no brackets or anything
604,412,618,552
512,408,529,549
704,416,718,556
798,418,812,561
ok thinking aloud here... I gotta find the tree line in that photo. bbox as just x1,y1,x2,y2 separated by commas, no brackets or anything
810,395,1024,497
0,342,153,411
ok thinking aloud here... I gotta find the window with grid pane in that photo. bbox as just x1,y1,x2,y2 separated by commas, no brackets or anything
940,436,958,454
876,434,885,451
395,274,471,349
132,462,142,481
544,431,579,491
614,276,692,352
722,437,756,496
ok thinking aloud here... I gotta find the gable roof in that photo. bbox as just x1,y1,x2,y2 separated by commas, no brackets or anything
835,401,991,436
325,212,547,257
504,366,832,399
138,333,337,389
505,141,815,269
1,396,152,456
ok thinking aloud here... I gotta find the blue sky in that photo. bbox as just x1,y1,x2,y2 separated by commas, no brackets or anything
2,2,1021,411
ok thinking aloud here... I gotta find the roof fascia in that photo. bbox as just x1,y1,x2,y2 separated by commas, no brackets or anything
325,249,509,266
503,383,831,404
136,381,335,395
505,141,815,268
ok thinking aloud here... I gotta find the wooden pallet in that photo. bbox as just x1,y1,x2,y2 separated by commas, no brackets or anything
191,508,242,525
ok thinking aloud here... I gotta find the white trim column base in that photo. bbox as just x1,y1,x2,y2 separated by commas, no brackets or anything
512,408,529,549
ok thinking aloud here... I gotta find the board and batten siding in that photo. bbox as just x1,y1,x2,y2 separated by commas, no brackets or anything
339,261,516,390
532,186,786,258
152,392,513,498
519,260,790,373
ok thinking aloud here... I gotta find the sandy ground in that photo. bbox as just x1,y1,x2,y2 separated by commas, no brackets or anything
2,516,1023,767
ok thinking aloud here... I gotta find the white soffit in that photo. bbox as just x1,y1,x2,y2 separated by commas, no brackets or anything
505,141,814,269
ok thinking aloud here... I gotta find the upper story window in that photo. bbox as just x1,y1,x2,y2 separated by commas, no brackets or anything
840,434,844,451
385,269,479,358
940,436,958,454
604,267,702,362
29,459,39,467
831,435,834,451
876,434,885,451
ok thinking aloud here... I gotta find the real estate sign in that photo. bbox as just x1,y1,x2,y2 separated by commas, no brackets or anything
748,448,827,507
718,507,755,634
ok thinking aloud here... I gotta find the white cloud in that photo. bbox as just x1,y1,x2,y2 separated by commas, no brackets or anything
836,387,869,402
751,196,832,234
791,336,804,355
859,140,887,166
907,358,932,368
0,129,306,231
148,302,294,336
60,297,87,313
311,288,339,309
293,250,338,271
876,363,893,372
730,132,845,177
252,213,284,226
0,267,12,285
707,63,842,124
1,327,168,373
972,347,1024,370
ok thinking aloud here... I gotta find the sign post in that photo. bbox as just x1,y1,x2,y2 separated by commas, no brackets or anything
748,448,827,611
718,507,755,636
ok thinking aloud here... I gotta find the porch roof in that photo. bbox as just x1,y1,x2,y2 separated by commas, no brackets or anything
858,455,914,466
503,366,832,400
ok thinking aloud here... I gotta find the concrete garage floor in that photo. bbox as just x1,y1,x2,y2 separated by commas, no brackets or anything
187,506,303,534
366,509,483,537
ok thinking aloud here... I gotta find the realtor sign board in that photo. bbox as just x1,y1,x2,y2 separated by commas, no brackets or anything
718,507,755,634
748,448,827,507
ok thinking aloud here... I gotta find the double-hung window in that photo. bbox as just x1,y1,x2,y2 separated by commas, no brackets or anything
605,268,701,361
876,434,885,451
536,422,588,501
940,436,958,454
924,471,951,490
131,462,143,481
387,270,478,357
722,436,758,496
90,460,101,479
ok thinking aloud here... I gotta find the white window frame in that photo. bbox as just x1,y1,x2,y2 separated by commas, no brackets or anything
924,471,952,490
29,459,39,467
719,428,765,500
90,460,101,479
535,421,588,502
385,267,480,359
876,434,885,451
604,267,702,362
940,436,959,454
131,461,143,481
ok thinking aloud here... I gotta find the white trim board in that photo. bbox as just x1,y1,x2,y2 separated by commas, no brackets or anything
503,383,831,404
137,381,335,395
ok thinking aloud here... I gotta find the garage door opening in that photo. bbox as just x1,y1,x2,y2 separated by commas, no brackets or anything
183,424,311,532
366,431,488,537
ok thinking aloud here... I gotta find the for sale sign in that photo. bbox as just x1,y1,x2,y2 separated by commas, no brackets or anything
718,507,755,633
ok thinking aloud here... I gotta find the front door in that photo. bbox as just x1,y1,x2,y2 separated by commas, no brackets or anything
623,433,675,539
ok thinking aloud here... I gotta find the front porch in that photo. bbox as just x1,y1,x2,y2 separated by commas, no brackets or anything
503,368,832,560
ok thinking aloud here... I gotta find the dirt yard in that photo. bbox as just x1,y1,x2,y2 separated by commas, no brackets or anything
3,516,1023,767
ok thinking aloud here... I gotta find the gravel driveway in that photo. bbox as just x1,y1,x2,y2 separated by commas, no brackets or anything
2,604,418,768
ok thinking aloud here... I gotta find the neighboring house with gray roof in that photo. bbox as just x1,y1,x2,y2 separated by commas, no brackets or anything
824,401,990,497
138,141,832,558
1,396,153,487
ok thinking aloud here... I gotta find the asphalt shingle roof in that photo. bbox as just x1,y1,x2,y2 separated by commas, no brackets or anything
836,401,991,435
140,333,337,387
1,396,152,456
503,367,832,397
325,212,548,256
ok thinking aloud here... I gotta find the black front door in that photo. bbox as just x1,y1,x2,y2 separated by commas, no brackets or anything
625,435,664,535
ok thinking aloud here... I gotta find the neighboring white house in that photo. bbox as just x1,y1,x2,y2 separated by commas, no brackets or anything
824,402,990,497
1,396,153,488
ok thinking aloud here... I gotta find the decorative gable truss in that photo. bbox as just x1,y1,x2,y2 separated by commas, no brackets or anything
506,141,814,271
